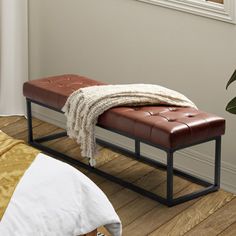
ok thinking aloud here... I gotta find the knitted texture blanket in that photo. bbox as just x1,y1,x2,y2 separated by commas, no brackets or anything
62,84,197,166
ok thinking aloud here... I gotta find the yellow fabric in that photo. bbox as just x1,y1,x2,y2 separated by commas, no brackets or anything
0,131,40,220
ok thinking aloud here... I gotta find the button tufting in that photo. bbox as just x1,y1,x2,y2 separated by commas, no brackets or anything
168,119,176,122
187,114,195,118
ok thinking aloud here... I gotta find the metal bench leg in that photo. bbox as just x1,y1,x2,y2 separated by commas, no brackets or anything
214,136,221,188
135,139,140,159
168,136,221,207
26,99,33,143
167,151,174,206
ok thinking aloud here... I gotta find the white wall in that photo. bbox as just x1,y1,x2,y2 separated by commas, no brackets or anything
29,0,236,192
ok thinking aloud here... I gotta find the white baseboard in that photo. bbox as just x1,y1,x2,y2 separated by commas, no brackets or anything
32,108,236,194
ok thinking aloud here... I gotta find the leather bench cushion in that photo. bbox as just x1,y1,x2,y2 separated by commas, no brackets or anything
23,74,225,149
99,106,225,149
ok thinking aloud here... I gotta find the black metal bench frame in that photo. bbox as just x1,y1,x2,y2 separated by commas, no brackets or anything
26,98,221,207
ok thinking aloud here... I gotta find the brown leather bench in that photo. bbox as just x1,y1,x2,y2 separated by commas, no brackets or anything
23,74,225,206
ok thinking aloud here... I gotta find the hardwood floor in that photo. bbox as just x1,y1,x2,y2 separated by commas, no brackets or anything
1,116,235,236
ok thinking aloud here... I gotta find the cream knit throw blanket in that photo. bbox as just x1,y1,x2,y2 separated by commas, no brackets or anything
62,84,197,166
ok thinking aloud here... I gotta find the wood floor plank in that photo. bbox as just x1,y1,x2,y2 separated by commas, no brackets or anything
0,117,41,137
94,159,156,196
86,159,156,197
67,146,121,167
85,155,161,199
13,119,43,141
87,154,137,191
1,117,62,144
99,159,165,199
118,195,158,228
184,197,236,236
61,142,126,185
32,122,61,138
64,143,102,161
149,190,234,236
122,184,202,236
47,136,80,154
1,117,41,135
218,221,236,236
67,148,122,185
109,169,166,210
134,169,166,190
109,166,165,209
97,165,167,209
92,148,121,167
0,116,22,128
64,145,83,159
99,154,137,174
117,162,155,183
117,177,191,228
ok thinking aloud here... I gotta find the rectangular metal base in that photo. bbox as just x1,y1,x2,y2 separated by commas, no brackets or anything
26,98,221,207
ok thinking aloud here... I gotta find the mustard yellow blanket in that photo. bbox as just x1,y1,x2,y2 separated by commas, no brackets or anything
0,131,40,220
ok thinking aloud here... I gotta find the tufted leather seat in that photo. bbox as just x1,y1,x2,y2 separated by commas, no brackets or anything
23,74,225,149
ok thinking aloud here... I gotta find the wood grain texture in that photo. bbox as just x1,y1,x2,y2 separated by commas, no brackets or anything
185,198,236,236
0,117,41,137
13,120,43,141
122,184,201,236
0,116,22,128
1,116,235,236
219,222,236,236
0,117,42,142
149,190,234,236
116,176,191,227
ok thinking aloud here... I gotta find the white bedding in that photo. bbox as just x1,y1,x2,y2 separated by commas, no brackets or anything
0,153,122,236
